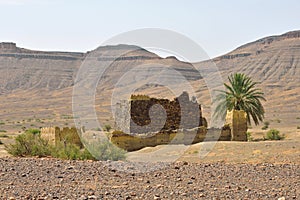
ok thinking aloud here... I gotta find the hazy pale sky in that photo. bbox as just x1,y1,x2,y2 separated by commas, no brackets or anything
0,0,299,59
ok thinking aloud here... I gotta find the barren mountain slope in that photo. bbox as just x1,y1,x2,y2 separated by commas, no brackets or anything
0,31,299,133
194,31,300,128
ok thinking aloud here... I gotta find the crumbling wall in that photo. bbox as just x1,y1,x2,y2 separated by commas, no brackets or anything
110,127,233,151
41,127,83,147
115,92,205,134
225,110,248,141
40,127,58,145
110,127,207,151
115,100,131,133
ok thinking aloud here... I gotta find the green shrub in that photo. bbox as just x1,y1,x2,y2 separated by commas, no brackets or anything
84,138,126,161
50,142,94,160
103,124,112,132
60,115,74,119
0,122,5,125
0,130,7,133
6,129,125,161
246,132,253,141
5,131,51,157
0,134,8,138
266,129,284,140
0,140,3,145
264,121,270,126
262,121,270,130
26,128,41,135
111,130,125,135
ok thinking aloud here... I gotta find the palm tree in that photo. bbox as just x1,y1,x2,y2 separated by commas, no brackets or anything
214,73,266,125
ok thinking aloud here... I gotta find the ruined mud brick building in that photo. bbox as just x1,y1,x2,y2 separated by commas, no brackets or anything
130,92,207,133
113,92,220,151
113,92,247,151
115,92,207,134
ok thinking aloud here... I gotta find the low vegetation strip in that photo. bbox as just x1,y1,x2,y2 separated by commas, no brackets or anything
5,129,126,161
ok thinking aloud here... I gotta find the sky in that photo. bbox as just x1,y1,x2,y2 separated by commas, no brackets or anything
0,0,300,60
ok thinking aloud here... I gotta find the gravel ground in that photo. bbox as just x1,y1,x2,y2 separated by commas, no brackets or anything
0,158,299,200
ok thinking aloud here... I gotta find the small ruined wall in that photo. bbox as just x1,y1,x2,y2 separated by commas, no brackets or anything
110,127,207,151
110,127,232,152
40,127,58,145
225,110,247,141
41,127,83,147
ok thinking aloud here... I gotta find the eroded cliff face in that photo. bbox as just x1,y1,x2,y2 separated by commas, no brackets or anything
0,43,201,94
0,42,84,93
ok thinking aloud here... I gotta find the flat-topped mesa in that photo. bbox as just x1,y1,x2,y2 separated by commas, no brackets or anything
234,30,300,52
282,30,300,39
0,42,85,60
0,42,18,52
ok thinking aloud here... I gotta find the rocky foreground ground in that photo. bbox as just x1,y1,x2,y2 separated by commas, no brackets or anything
0,158,299,199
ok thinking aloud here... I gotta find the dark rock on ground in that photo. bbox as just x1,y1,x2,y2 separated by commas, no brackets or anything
0,158,299,199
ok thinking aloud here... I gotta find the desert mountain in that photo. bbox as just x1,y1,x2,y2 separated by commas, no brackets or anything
0,31,299,132
197,30,300,127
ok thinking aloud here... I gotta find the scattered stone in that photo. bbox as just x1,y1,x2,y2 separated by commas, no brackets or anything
66,166,74,170
0,158,298,199
199,193,205,197
130,192,136,196
182,161,188,165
